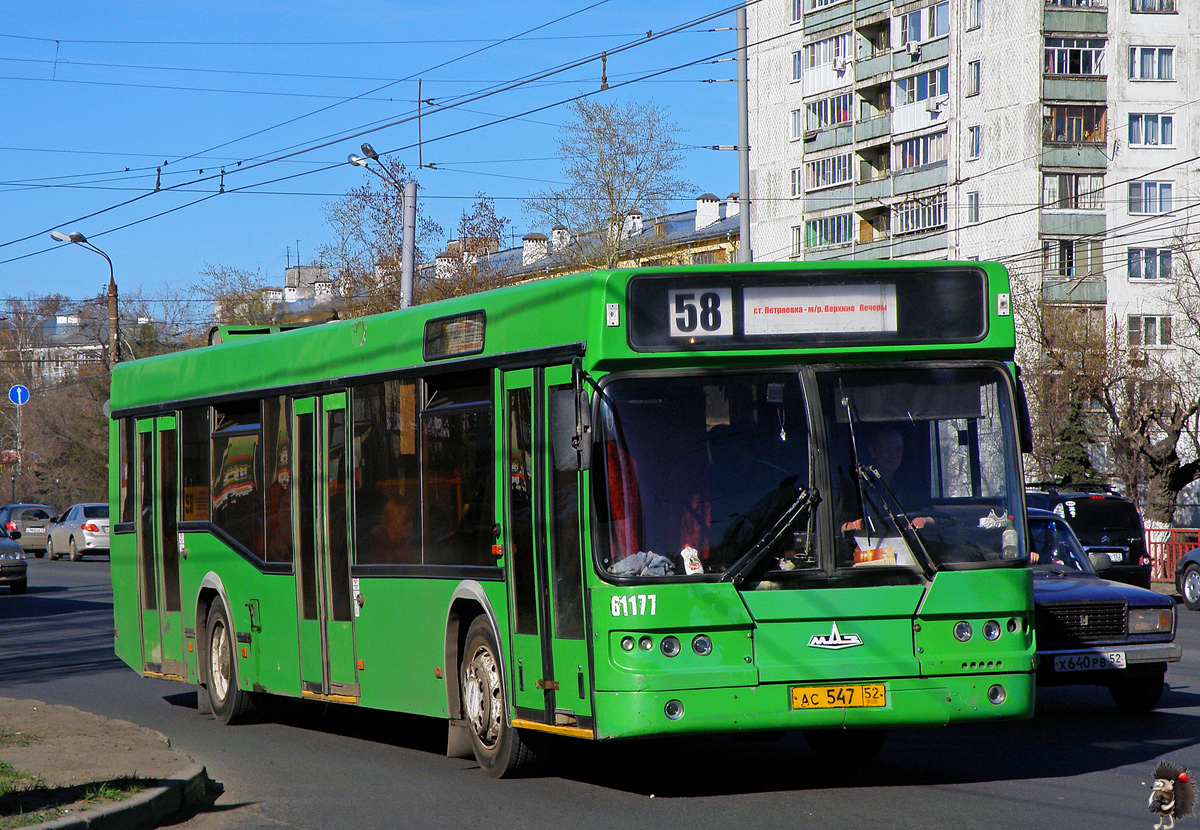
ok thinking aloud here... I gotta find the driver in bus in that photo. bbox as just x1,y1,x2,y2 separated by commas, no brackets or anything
841,426,933,533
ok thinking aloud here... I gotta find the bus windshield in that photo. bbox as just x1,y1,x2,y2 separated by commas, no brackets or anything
595,364,1026,581
820,365,1025,573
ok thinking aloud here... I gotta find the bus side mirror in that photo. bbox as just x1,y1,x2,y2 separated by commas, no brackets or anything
550,388,592,472
1014,373,1033,454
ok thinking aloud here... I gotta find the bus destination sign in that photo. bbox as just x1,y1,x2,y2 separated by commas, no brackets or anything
629,268,987,351
742,283,897,336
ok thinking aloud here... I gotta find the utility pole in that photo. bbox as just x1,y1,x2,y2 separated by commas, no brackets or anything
108,275,120,364
737,6,752,263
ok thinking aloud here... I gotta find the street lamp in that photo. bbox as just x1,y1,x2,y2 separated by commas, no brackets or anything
50,230,120,365
346,143,416,309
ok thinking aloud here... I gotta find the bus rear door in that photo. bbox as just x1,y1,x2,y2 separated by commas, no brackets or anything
293,393,360,702
502,366,592,734
134,414,186,678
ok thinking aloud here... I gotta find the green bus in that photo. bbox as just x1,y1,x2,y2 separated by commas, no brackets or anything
109,261,1036,777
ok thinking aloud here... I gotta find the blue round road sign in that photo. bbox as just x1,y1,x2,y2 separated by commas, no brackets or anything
8,385,29,406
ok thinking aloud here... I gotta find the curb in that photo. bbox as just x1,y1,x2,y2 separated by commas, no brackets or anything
26,763,214,830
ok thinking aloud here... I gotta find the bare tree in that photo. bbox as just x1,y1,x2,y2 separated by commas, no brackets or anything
188,263,275,325
419,194,514,302
525,98,692,269
319,157,443,317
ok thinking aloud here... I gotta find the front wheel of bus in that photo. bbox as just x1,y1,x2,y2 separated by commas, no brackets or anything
460,617,542,778
205,598,257,725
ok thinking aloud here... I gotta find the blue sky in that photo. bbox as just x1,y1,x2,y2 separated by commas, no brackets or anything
0,1,740,307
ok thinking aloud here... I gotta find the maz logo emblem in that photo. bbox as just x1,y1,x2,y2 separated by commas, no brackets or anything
808,622,864,650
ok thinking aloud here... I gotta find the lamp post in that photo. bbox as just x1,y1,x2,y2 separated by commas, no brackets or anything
347,143,417,309
50,230,120,365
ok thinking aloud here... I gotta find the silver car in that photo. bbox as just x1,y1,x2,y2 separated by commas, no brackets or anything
0,531,27,593
48,503,111,561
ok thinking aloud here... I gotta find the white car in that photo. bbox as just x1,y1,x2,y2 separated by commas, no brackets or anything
48,503,111,561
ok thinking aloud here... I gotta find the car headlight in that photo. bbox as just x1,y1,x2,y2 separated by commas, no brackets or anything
0,551,25,561
1129,607,1173,634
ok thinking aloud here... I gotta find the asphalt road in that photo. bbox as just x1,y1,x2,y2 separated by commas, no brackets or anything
2,555,1198,830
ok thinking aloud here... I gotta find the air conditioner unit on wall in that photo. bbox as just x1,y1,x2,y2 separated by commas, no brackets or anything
833,56,848,72
906,40,921,56
925,96,945,113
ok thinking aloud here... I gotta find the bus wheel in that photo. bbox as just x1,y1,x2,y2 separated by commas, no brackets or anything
460,617,541,777
803,728,887,764
204,598,257,725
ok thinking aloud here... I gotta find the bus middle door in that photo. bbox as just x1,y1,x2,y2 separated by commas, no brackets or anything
502,366,592,734
134,414,186,678
293,393,359,702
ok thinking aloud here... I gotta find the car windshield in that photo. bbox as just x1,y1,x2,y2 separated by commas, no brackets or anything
1028,517,1095,575
83,505,109,519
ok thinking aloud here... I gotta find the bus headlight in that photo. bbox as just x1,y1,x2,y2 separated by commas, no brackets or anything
620,636,635,652
661,636,681,657
692,634,713,656
987,684,1006,705
1129,608,1173,634
664,699,684,720
953,621,973,642
983,620,1001,641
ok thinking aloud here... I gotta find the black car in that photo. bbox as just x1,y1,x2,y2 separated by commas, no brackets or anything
1025,484,1150,589
1029,509,1180,709
1174,547,1200,611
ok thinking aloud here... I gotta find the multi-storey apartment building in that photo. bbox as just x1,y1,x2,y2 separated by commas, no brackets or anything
748,0,1195,349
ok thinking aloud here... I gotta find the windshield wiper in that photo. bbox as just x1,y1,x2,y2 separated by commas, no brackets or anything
854,466,938,579
724,487,819,585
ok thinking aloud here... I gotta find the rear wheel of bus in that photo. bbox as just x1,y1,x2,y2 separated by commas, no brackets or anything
204,598,258,725
460,616,542,777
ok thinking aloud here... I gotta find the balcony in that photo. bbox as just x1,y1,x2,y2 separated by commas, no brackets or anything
1044,3,1107,33
1042,145,1109,168
1040,211,1106,237
1042,276,1106,304
854,113,892,143
855,176,891,202
1043,76,1107,102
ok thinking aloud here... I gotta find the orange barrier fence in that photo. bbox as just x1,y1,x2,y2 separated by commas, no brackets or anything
1145,528,1199,582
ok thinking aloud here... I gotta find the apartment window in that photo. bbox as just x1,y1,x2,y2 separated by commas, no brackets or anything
893,193,947,235
1129,113,1174,146
1128,315,1172,347
900,9,922,44
805,153,854,190
1046,0,1106,6
927,1,950,37
1128,181,1173,214
805,0,845,11
1043,173,1104,210
791,168,803,199
1132,0,1174,11
1128,248,1172,280
1044,38,1105,76
803,34,849,69
790,109,805,141
1129,46,1174,80
792,226,804,257
968,126,982,159
894,131,947,170
1042,105,1107,144
895,67,949,105
793,0,804,21
805,213,855,248
967,191,981,223
1042,239,1103,277
967,0,983,29
967,61,981,95
792,51,804,82
806,92,854,130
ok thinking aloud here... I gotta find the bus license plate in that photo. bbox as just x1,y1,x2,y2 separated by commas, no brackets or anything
1053,652,1126,672
791,684,886,710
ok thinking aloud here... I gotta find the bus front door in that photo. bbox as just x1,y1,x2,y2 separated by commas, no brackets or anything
293,393,359,702
502,366,592,733
134,415,186,679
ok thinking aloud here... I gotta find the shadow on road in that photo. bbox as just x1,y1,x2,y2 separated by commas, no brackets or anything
170,679,1199,798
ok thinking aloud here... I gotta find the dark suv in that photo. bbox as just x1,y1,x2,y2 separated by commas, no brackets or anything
1025,484,1150,589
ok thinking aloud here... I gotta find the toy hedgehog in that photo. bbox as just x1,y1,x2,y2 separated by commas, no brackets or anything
1149,760,1197,830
